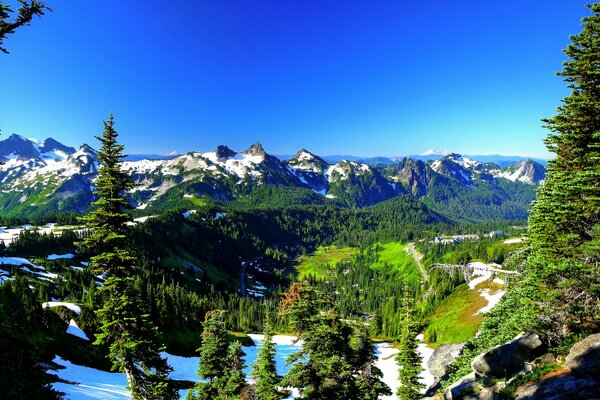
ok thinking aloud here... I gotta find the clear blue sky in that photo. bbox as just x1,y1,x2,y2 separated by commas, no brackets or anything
0,1,590,158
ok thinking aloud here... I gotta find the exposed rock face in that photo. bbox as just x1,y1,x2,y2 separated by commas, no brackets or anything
471,333,543,378
428,343,465,379
515,373,600,400
443,372,493,400
215,145,236,160
565,333,600,378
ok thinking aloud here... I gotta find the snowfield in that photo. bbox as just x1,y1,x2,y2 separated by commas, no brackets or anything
53,333,437,399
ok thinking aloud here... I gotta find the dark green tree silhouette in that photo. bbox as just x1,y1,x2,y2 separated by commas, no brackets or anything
251,322,281,400
187,311,229,400
223,340,247,398
81,115,176,399
396,285,423,400
0,0,49,53
527,2,600,343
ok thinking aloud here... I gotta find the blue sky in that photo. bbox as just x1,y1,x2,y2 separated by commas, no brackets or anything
0,1,590,158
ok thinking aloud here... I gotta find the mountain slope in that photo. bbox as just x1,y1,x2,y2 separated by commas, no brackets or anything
0,135,544,219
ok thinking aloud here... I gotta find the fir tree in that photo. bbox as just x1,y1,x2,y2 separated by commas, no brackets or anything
0,0,49,53
350,325,391,400
280,281,389,400
189,310,230,400
81,115,176,399
0,277,61,399
251,322,280,400
395,285,423,400
527,2,600,343
223,340,247,398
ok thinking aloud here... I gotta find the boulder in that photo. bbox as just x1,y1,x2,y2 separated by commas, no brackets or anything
515,373,600,400
428,343,465,379
471,333,543,378
565,333,600,378
443,371,493,400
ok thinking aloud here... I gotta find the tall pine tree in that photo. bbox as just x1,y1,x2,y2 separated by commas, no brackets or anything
81,115,176,399
251,322,281,400
395,285,423,400
527,2,600,343
189,310,247,400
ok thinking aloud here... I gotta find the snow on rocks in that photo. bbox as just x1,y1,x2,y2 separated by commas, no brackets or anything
67,319,90,341
42,301,82,315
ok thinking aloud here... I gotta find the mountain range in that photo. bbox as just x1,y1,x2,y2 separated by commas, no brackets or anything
0,134,545,220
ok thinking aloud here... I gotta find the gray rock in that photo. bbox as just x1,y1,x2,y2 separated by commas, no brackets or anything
471,333,543,378
428,343,465,379
443,371,493,400
534,353,555,365
515,373,600,400
565,333,600,378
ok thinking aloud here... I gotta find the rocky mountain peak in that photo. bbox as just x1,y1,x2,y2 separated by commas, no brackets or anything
0,133,41,159
243,142,267,158
39,137,76,155
215,145,237,160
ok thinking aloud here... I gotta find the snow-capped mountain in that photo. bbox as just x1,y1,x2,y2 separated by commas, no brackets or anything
496,159,545,185
0,134,546,217
286,149,329,193
0,135,96,215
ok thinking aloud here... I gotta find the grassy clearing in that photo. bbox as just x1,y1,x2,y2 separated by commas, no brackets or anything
424,280,504,348
368,242,422,284
294,246,355,280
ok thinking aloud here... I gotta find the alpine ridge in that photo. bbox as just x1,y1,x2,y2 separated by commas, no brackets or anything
0,135,545,220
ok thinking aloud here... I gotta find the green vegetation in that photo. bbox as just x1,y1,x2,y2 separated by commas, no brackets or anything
447,4,600,384
424,282,504,347
81,115,177,399
368,242,421,284
396,284,424,400
294,245,355,280
0,0,49,54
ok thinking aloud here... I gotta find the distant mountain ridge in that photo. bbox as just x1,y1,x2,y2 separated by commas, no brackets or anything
0,134,545,220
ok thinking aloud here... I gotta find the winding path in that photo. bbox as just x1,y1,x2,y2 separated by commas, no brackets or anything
406,242,430,283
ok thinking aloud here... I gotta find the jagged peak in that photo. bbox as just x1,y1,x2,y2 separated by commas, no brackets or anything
215,145,237,160
78,144,97,154
40,137,76,154
243,142,267,157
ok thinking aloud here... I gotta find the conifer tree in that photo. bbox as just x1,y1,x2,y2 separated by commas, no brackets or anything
395,285,423,400
0,0,49,53
223,340,247,398
280,281,389,400
0,277,60,399
527,2,600,342
189,310,230,400
251,322,280,400
81,115,176,399
350,325,391,400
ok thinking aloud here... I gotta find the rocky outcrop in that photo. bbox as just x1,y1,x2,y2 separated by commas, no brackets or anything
440,333,600,400
429,343,465,379
565,333,600,378
515,373,600,400
471,333,543,378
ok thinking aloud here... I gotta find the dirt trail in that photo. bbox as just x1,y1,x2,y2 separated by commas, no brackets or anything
407,242,430,283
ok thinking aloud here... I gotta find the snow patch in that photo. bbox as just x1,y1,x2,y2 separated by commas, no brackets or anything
42,301,82,315
67,319,90,341
48,253,75,260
